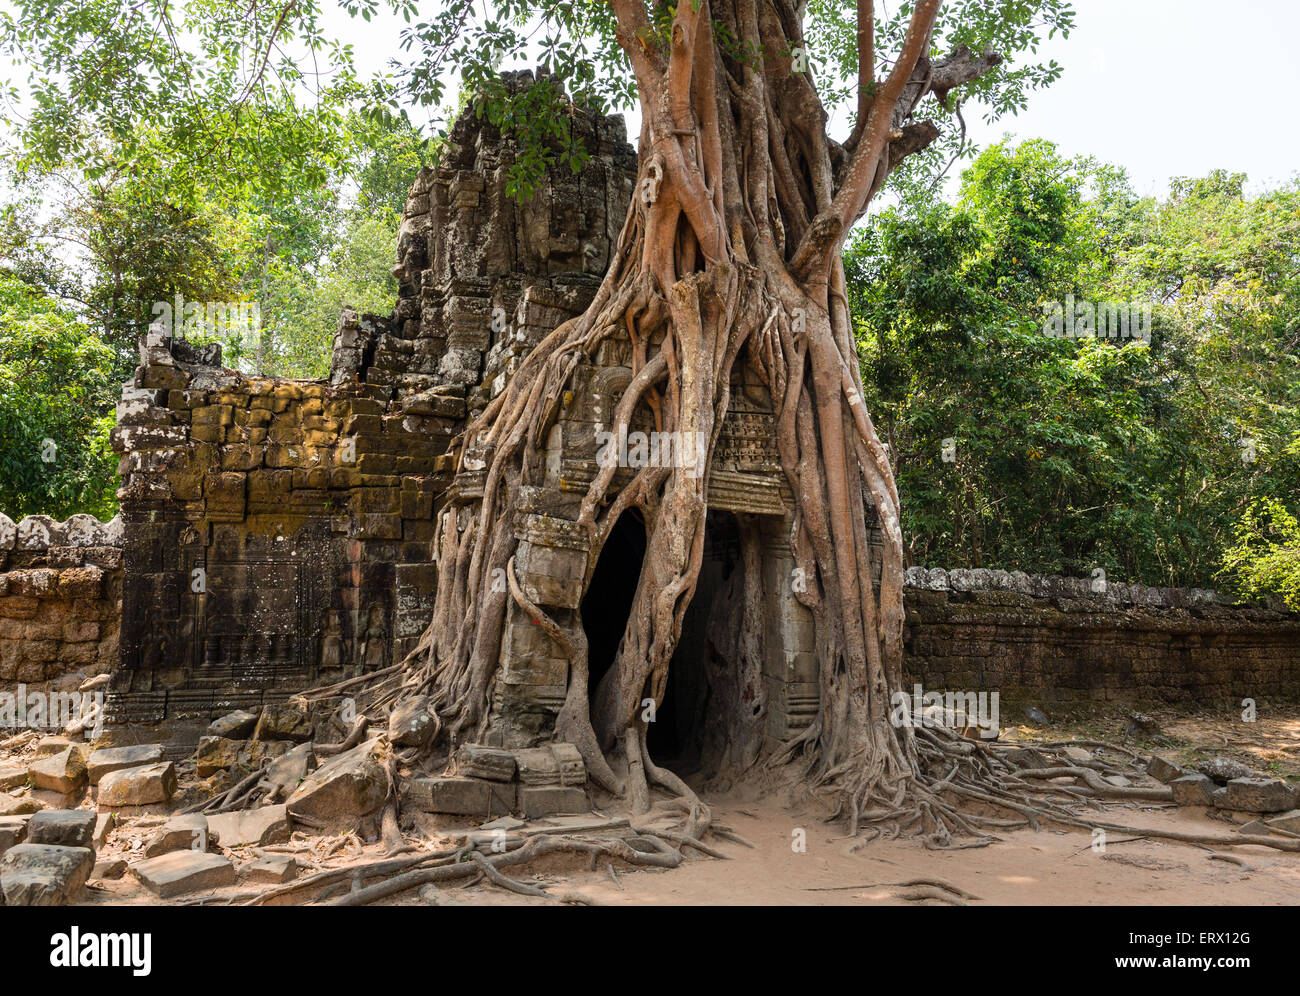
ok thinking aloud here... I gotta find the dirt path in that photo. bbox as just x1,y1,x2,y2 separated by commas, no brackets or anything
555,796,1300,906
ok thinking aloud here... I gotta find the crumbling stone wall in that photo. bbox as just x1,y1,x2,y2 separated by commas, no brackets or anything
105,70,638,736
0,514,122,685
901,567,1300,710
109,333,445,732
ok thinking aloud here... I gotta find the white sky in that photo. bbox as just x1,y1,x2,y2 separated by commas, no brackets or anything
322,0,1300,200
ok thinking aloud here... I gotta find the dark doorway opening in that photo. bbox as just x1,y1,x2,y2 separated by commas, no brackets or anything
581,509,646,709
647,510,740,774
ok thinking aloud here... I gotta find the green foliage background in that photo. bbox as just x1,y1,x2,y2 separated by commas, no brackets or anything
846,140,1300,598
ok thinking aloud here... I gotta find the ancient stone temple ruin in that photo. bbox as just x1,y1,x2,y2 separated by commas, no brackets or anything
104,72,837,762
86,72,1300,757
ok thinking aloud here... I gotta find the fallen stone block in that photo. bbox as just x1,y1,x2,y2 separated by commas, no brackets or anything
28,747,87,794
1238,820,1269,835
131,850,236,898
1195,757,1258,785
455,744,517,783
1145,755,1188,784
1125,712,1160,737
96,762,177,808
263,743,315,801
1221,777,1296,814
1062,746,1093,764
253,703,314,743
1170,773,1216,807
206,804,290,847
0,766,27,791
517,786,589,819
144,814,218,857
194,737,292,778
243,855,297,883
388,695,435,747
286,739,387,829
207,709,260,740
86,744,164,785
0,792,42,816
26,809,96,849
0,843,94,905
406,776,513,817
0,815,30,856
35,736,78,758
1265,809,1300,835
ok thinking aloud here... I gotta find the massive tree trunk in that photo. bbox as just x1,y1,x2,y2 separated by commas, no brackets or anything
352,0,1002,832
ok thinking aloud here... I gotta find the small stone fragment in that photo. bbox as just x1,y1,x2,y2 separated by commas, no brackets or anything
0,815,31,856
1146,756,1188,784
1264,809,1300,834
1125,712,1160,737
91,858,128,880
92,812,114,847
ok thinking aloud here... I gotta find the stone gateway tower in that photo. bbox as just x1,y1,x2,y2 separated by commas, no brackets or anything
109,72,856,773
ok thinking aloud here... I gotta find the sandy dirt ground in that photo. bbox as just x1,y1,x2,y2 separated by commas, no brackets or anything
6,707,1300,906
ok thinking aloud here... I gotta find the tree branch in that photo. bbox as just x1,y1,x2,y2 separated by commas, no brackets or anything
609,0,667,99
845,0,875,153
792,0,941,278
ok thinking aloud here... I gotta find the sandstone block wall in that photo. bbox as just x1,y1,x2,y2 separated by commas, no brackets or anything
0,514,122,685
103,69,638,733
107,336,446,728
900,567,1300,710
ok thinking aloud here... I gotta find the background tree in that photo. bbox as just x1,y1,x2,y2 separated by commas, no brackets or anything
847,142,1300,598
0,276,118,519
